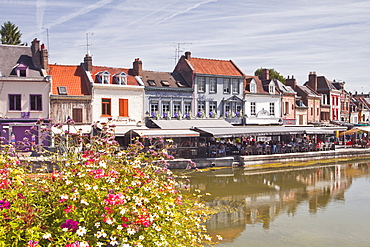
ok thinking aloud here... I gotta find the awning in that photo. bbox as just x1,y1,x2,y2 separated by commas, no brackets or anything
151,119,234,129
195,126,306,138
339,126,370,136
114,125,148,136
194,126,336,138
128,129,200,138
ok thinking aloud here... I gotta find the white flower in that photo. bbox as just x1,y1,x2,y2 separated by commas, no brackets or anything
110,236,118,246
96,242,104,247
216,235,223,241
42,233,51,239
62,228,68,232
65,180,73,185
121,244,131,247
99,161,107,168
117,225,123,230
95,222,101,228
127,227,136,235
93,185,99,190
95,229,107,238
60,194,69,200
139,235,144,240
80,199,89,205
79,241,89,247
76,226,87,236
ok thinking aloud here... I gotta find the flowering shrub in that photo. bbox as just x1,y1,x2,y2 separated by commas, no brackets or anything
0,121,217,246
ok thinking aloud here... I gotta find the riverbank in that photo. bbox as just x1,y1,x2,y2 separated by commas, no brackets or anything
167,146,370,169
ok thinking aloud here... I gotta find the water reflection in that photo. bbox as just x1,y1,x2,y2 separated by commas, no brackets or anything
182,161,370,244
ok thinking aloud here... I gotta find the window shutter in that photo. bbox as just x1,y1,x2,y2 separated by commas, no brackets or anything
119,99,129,117
72,108,83,123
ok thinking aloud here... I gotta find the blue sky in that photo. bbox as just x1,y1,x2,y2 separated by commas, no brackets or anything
2,0,370,93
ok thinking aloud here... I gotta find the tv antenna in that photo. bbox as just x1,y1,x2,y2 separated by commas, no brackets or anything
86,32,94,55
42,28,50,58
173,42,192,64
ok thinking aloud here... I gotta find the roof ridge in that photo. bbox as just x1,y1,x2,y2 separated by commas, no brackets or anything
192,57,231,62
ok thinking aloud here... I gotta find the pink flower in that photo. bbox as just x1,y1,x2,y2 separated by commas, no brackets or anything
64,205,76,213
27,241,39,247
60,219,79,232
65,241,80,247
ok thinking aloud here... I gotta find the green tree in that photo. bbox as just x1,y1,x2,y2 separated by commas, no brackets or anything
1,21,22,45
255,68,286,84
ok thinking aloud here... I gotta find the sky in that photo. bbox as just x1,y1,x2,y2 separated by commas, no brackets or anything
1,0,370,93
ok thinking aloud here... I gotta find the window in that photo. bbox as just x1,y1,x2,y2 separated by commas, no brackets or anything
147,80,156,86
184,102,191,113
223,78,230,94
173,102,181,114
251,102,256,116
270,102,275,116
161,80,170,86
162,102,170,113
284,102,289,115
236,103,242,114
269,83,275,94
198,77,205,92
30,95,42,111
102,98,111,116
114,72,127,85
72,108,83,123
9,94,21,111
97,71,110,84
197,101,205,112
209,101,217,113
19,69,27,77
225,102,230,113
119,99,129,117
250,82,256,93
58,86,68,95
232,79,239,94
150,102,158,115
209,78,217,93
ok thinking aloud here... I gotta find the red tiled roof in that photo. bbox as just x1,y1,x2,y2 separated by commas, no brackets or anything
49,64,90,96
188,58,244,76
91,66,139,86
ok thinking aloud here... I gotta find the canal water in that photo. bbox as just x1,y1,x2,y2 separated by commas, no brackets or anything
183,159,370,247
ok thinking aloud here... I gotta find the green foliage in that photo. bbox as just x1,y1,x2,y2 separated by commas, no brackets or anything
1,21,22,45
0,120,218,246
254,68,286,84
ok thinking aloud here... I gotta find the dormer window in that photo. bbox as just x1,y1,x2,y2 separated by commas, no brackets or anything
96,71,110,84
114,72,127,85
250,81,256,93
269,82,275,94
15,63,29,77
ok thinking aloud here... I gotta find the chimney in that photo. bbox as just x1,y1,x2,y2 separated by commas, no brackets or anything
308,72,317,91
84,54,93,72
286,75,297,89
40,44,49,70
31,38,41,68
185,51,191,60
261,68,269,80
133,58,142,76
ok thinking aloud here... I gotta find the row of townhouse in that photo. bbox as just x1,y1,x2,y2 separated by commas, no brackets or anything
0,39,365,145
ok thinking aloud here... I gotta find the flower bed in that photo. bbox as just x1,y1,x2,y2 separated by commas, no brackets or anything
0,121,217,246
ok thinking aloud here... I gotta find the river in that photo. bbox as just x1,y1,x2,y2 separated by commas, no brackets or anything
182,159,370,247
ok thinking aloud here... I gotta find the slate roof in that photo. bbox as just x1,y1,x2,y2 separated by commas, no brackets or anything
275,80,296,95
48,64,90,96
244,76,268,94
141,71,190,89
186,57,244,77
317,76,338,91
296,85,320,97
0,44,43,77
91,66,139,86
